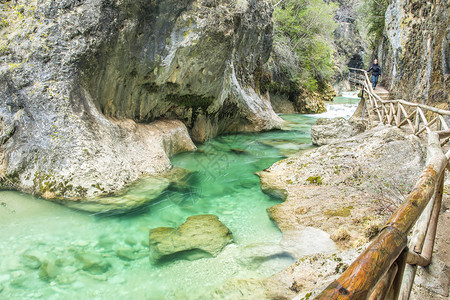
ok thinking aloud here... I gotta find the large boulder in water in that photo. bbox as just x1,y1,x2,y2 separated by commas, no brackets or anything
149,215,233,261
0,0,281,203
311,117,365,146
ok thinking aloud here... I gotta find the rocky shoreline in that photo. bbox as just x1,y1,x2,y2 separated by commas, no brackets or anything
206,117,445,298
212,117,450,300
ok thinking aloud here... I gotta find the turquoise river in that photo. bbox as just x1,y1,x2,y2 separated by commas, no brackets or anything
0,96,360,299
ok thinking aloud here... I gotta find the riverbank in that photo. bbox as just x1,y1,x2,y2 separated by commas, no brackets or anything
257,122,426,298
217,115,449,299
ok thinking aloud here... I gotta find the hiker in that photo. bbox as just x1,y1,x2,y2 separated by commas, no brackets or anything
367,59,381,89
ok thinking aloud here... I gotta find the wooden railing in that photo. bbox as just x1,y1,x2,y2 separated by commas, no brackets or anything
348,67,366,87
316,68,450,299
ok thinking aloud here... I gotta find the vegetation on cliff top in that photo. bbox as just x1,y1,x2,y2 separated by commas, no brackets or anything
268,0,338,94
360,0,389,49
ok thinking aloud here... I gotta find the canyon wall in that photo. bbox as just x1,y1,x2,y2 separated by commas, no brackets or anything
380,0,449,104
0,0,281,200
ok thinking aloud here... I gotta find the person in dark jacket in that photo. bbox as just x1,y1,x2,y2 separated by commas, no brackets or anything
367,59,381,89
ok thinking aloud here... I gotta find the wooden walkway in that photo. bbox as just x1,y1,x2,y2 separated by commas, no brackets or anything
315,68,450,300
373,86,390,100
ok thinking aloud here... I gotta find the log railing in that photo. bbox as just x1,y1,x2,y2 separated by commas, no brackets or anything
348,67,366,87
316,68,450,299
355,69,450,143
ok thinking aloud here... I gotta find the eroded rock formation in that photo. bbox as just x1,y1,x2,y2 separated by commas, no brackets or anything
333,0,367,94
0,0,282,201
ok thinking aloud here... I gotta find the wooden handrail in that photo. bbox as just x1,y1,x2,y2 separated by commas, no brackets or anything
316,69,450,299
349,69,450,116
315,133,448,300
367,99,450,116
348,67,366,72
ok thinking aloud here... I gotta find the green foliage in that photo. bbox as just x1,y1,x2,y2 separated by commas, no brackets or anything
306,175,323,185
0,17,8,28
271,0,338,92
360,0,389,48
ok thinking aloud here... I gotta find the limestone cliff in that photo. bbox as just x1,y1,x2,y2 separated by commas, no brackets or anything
0,0,282,200
380,0,449,104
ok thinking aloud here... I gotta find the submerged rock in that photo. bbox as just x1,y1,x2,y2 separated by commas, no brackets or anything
162,167,195,192
97,235,116,249
230,148,248,155
311,117,365,146
237,243,294,271
75,252,111,275
38,260,59,282
116,247,146,261
20,251,43,270
9,272,34,289
55,273,76,285
149,215,233,261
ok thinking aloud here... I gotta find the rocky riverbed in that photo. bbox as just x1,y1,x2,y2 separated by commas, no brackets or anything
260,122,426,246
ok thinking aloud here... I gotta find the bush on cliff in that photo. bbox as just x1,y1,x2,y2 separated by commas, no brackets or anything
360,0,389,49
269,0,338,93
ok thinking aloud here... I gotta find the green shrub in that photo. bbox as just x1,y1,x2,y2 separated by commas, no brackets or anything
271,0,338,93
360,0,389,48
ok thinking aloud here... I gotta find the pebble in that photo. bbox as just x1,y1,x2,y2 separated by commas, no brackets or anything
9,274,33,288
0,274,10,283
140,239,149,247
109,276,126,284
116,247,137,261
10,270,26,278
125,237,137,246
72,281,85,290
62,266,78,273
75,252,111,274
38,260,59,281
55,255,76,268
75,240,89,247
97,236,115,249
20,252,42,269
56,273,76,285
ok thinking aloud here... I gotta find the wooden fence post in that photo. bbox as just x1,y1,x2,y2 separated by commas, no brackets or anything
414,108,420,133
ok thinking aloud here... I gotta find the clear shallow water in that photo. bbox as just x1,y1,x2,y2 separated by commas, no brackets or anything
0,97,360,299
